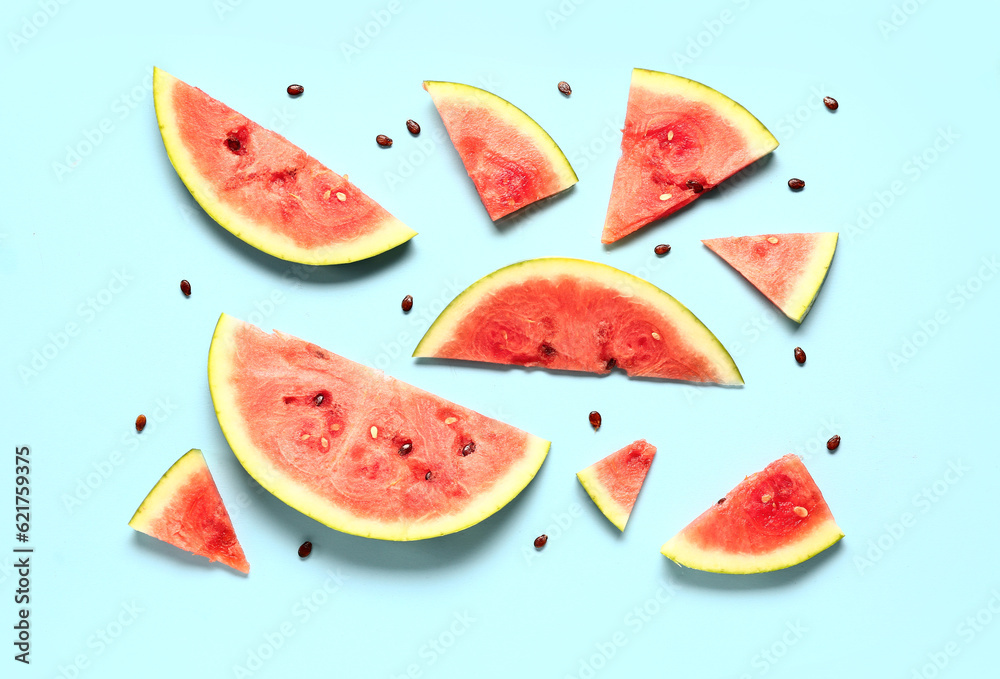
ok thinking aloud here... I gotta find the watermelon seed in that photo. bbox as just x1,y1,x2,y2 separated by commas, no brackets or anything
788,178,805,190
401,295,413,312
654,244,671,256
589,411,602,430
667,130,674,140
376,134,393,147
301,434,310,441
557,81,571,96
793,506,809,518
287,84,304,97
685,179,704,193
314,393,325,406
827,435,841,451
651,332,661,341
461,441,476,457
605,358,617,371
823,96,839,110
717,498,725,505
534,534,548,548
336,192,347,202
540,343,557,357
425,471,432,480
406,119,421,135
180,279,192,296
658,193,672,201
135,414,146,432
226,137,241,153
320,437,329,448
767,236,779,244
370,426,378,439
398,442,413,456
761,494,772,503
794,347,806,364
297,541,312,558
444,417,457,425
330,424,340,431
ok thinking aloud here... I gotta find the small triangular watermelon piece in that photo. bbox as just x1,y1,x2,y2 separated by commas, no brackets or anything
577,440,656,531
424,81,577,220
602,69,778,243
129,449,250,574
661,454,843,574
703,232,838,322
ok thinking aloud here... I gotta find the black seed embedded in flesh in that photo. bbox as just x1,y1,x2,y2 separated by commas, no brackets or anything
226,137,241,152
717,498,726,505
686,179,704,193
425,471,432,480
605,357,617,371
314,393,325,406
461,441,476,456
398,442,413,456
540,343,557,356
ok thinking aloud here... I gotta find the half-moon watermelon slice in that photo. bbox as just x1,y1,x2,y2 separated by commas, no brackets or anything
154,68,415,264
423,81,578,220
129,449,250,574
413,258,743,385
208,314,550,541
577,439,657,531
702,233,838,322
602,69,778,243
661,454,843,574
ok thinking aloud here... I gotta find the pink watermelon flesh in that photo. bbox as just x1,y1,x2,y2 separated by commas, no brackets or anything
209,315,550,540
162,70,410,257
578,440,656,530
602,70,777,243
702,233,838,322
130,450,250,574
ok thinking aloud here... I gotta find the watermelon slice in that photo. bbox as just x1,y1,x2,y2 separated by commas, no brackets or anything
661,454,843,574
702,233,838,322
602,69,778,243
154,68,415,264
577,440,657,531
413,258,743,385
423,81,577,220
129,449,250,574
208,314,550,541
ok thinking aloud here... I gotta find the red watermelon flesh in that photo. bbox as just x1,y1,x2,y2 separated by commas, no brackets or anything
129,449,250,574
577,440,657,531
661,454,843,573
602,69,778,243
702,232,838,322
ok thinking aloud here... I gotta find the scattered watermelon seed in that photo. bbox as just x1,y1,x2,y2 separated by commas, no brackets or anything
370,426,378,439
793,506,809,518
823,96,839,111
788,178,805,190
180,279,192,296
589,411,602,430
658,193,672,201
425,471,432,480
827,435,841,451
761,494,772,503
398,442,413,456
298,541,312,558
654,244,671,256
444,417,457,425
534,534,548,548
376,134,392,147
685,179,704,193
336,192,346,201
401,295,413,312
557,81,571,96
794,347,806,364
287,84,304,97
461,441,476,457
406,119,421,135
135,414,146,432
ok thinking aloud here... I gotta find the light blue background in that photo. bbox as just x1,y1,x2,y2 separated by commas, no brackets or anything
3,0,999,677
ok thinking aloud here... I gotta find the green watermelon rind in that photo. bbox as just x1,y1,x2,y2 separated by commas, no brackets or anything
153,67,417,265
208,313,551,541
577,466,632,531
424,81,578,218
412,258,744,386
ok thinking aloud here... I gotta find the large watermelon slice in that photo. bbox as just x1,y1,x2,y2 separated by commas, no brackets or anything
129,449,250,574
154,68,415,264
208,314,550,541
602,69,778,243
577,439,657,531
661,454,843,574
702,233,838,322
413,258,743,385
424,81,577,220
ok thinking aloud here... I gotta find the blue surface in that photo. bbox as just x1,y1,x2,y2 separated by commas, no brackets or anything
3,1,999,676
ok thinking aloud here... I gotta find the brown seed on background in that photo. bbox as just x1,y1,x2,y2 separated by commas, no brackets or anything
135,414,147,432
794,347,806,364
180,279,192,296
827,435,841,451
401,295,413,312
298,541,312,558
287,84,304,96
406,119,420,135
823,96,839,110
589,411,602,430
534,534,548,549
557,81,572,96
788,178,805,190
654,244,671,256
376,134,393,147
